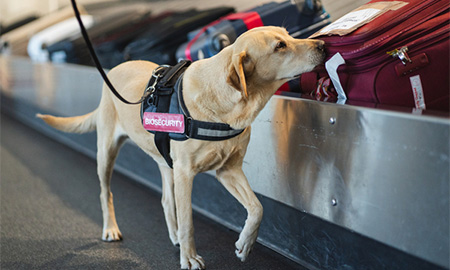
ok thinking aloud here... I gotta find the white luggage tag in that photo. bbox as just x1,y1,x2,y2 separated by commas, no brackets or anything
325,52,347,104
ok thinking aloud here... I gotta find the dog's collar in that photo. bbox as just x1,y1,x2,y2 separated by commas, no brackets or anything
141,61,245,167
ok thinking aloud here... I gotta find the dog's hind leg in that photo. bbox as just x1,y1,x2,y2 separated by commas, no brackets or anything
216,167,263,262
159,164,178,246
173,167,205,270
96,111,127,242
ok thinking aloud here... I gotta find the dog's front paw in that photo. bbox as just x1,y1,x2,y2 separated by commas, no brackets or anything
235,234,256,262
102,227,123,242
180,253,205,270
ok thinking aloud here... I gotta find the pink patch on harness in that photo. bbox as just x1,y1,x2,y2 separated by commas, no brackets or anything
143,112,185,133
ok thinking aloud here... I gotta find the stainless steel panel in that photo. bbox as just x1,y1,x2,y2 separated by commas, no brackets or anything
1,56,449,268
244,97,449,268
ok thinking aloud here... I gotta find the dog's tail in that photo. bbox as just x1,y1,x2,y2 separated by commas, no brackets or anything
36,110,98,134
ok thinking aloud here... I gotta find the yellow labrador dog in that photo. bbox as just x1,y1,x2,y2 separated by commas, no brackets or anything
37,26,324,269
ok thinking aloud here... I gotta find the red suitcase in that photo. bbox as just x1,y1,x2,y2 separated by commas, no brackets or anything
300,0,450,112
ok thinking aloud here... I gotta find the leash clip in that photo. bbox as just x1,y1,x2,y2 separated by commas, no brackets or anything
144,65,170,97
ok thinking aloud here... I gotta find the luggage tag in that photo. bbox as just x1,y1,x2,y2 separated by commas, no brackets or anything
143,112,185,133
409,75,426,110
325,52,347,104
310,1,408,38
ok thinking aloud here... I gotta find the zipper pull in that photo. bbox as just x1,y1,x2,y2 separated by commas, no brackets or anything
387,46,412,65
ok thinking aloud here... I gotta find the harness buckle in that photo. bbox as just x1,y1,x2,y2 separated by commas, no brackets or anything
185,117,193,138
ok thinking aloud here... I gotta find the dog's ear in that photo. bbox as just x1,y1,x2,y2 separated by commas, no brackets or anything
227,51,254,100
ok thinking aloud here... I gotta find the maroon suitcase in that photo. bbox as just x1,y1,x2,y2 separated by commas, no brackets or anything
300,0,450,111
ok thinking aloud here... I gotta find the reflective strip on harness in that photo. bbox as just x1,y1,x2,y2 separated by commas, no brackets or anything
197,127,243,138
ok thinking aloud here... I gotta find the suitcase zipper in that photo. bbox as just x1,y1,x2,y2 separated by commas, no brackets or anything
387,47,411,65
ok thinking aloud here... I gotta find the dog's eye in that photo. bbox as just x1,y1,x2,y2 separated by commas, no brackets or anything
275,41,287,51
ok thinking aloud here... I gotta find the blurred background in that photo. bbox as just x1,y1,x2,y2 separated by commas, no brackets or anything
1,0,368,25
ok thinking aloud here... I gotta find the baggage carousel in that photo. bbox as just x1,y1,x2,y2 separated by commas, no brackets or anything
1,56,449,269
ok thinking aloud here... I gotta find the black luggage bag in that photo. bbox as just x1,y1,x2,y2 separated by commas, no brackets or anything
123,7,235,66
46,9,152,66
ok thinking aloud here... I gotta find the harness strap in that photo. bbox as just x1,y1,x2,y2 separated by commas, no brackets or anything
152,61,191,168
188,120,245,140
154,93,173,168
177,77,245,141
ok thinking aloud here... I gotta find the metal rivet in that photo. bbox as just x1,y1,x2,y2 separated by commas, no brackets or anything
331,198,338,206
329,117,336,125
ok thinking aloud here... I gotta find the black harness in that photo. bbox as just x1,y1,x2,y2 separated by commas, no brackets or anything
141,60,245,168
